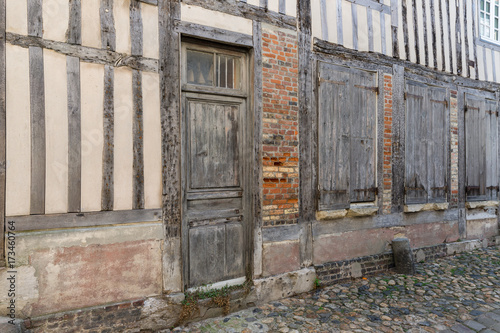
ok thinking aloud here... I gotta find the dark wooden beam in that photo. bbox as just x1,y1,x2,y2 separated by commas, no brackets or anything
174,21,253,47
298,0,313,268
0,0,6,264
159,0,181,238
28,0,46,215
6,33,158,73
9,209,162,232
392,65,405,213
182,0,296,30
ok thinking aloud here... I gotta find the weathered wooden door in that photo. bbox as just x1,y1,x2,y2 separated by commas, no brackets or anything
181,42,249,289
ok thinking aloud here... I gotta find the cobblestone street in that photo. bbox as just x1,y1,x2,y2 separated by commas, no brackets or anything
167,246,500,333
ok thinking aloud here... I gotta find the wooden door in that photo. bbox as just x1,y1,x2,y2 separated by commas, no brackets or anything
182,93,248,288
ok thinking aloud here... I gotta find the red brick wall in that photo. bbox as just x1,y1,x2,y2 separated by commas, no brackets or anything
261,26,299,227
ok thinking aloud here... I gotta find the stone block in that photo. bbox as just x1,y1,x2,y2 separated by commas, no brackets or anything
391,238,415,275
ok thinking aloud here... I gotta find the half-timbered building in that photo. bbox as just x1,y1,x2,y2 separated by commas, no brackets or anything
0,0,499,330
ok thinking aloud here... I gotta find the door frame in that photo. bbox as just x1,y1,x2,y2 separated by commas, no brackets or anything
180,39,253,290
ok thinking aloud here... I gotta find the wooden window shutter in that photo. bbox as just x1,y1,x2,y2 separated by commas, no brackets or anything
349,68,377,203
428,86,448,203
317,63,377,210
318,63,350,210
465,94,487,200
405,80,429,204
486,99,499,200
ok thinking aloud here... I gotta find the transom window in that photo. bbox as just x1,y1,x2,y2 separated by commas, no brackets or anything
480,0,500,44
183,46,243,91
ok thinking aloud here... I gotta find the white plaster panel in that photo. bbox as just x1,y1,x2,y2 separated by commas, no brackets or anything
15,222,163,266
44,50,69,214
247,0,260,7
80,62,104,212
372,10,381,54
326,0,337,44
268,0,279,12
286,0,297,17
495,50,500,83
114,0,132,54
385,13,392,57
5,45,30,216
143,3,159,59
81,0,102,49
342,0,353,49
486,47,493,82
181,3,253,35
6,0,28,35
143,72,162,209
311,0,322,40
113,67,133,211
477,46,485,81
407,1,417,64
43,0,70,42
357,5,369,52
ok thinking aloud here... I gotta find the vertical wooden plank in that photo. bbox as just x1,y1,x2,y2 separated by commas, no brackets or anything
367,8,374,52
402,0,410,61
412,0,420,64
483,46,488,81
44,50,69,215
28,0,45,215
279,0,286,14
337,0,343,45
101,65,114,211
471,0,479,79
320,0,328,41
439,0,446,71
392,65,405,212
159,0,181,239
100,0,116,211
422,0,429,66
446,0,453,73
352,3,358,50
252,20,263,277
29,46,46,215
455,0,463,75
68,0,82,45
298,0,313,267
463,0,470,77
0,0,5,260
260,0,268,10
429,87,448,202
131,0,145,209
5,45,31,216
390,0,399,58
67,0,82,213
430,0,437,69
67,56,81,213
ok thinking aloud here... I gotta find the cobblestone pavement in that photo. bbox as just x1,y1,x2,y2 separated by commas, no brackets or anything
167,246,500,333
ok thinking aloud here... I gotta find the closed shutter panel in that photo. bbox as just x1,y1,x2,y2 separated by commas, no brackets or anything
318,64,350,210
486,99,499,200
349,68,377,203
465,94,487,200
429,87,448,202
405,80,428,204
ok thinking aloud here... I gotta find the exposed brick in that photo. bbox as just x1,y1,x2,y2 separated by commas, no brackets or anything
262,27,299,226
